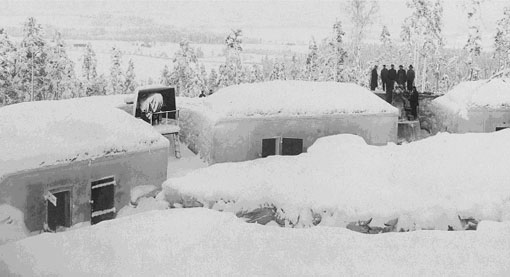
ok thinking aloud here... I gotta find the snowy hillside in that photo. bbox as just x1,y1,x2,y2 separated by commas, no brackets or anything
0,96,167,181
163,131,510,230
0,209,509,276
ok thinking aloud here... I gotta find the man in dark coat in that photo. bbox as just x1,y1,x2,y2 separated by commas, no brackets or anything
410,86,419,120
397,65,407,88
386,64,397,103
380,65,388,91
370,65,378,91
406,65,415,91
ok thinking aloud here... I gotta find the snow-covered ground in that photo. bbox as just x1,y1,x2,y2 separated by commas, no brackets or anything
0,205,28,245
166,140,208,179
0,96,167,181
0,208,509,276
163,131,510,230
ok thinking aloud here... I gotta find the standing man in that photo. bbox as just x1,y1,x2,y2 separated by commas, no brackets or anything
380,65,388,91
370,65,378,91
397,65,407,88
410,86,419,120
406,65,415,92
387,64,397,103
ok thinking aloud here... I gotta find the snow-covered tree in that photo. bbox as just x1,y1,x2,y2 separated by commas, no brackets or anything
329,20,348,82
170,39,201,97
380,25,391,46
269,62,286,80
305,38,320,81
17,17,48,101
241,65,254,83
464,0,483,80
160,65,172,86
261,55,273,80
124,59,137,94
109,47,124,94
0,28,19,105
348,0,379,69
287,55,303,80
402,0,444,92
252,64,264,82
199,64,208,92
219,29,243,87
208,68,218,93
82,44,97,83
494,6,510,72
46,31,78,100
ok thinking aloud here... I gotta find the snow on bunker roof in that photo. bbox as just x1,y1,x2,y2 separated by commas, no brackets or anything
0,98,168,181
434,78,510,114
203,81,397,118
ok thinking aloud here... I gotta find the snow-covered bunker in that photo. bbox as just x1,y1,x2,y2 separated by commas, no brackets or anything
180,81,398,164
0,99,169,232
432,78,510,133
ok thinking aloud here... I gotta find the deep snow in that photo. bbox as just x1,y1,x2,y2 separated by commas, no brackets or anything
0,96,168,181
433,78,510,118
0,208,509,276
0,205,28,245
163,131,510,230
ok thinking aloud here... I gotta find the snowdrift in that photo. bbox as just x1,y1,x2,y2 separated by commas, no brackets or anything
163,131,510,230
434,78,510,117
0,97,167,181
1,209,509,276
0,204,28,245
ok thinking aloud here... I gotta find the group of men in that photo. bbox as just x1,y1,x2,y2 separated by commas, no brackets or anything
370,64,415,103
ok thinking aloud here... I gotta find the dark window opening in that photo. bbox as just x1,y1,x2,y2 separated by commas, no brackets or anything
262,137,303,157
282,138,304,156
496,127,508,131
262,138,279,157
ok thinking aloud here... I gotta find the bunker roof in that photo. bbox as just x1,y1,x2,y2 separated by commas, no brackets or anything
0,97,168,181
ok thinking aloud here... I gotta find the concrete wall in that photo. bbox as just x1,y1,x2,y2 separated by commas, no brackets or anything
0,147,168,232
442,108,510,133
209,113,397,163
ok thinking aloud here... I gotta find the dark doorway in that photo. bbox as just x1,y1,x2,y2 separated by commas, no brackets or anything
262,138,279,157
91,177,116,225
47,190,71,231
496,127,508,131
282,138,304,156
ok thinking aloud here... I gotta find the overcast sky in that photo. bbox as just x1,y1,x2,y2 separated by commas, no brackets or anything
0,0,508,48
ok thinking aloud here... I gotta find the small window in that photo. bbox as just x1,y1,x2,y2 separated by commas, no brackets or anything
496,127,508,131
282,138,304,156
262,138,280,157
261,137,303,157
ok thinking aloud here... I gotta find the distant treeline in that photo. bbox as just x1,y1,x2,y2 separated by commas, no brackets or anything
4,14,262,44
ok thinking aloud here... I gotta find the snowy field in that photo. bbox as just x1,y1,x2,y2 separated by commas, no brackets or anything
1,208,509,276
163,131,510,230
